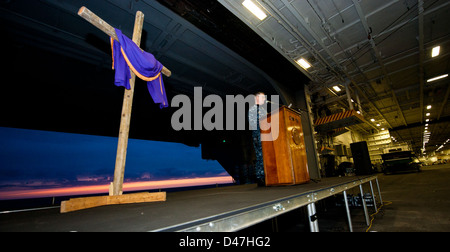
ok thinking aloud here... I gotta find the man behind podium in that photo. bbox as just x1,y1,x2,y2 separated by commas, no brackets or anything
248,92,268,186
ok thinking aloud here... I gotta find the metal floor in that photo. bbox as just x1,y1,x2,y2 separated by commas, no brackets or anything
304,163,450,232
361,164,450,232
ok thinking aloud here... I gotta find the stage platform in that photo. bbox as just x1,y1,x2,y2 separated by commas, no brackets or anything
0,175,380,232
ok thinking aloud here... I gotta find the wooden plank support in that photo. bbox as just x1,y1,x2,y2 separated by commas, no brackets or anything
60,192,166,213
77,6,172,77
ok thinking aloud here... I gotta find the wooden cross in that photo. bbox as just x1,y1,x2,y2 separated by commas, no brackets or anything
78,7,171,196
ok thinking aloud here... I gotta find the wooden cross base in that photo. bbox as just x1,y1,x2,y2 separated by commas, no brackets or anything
60,192,166,213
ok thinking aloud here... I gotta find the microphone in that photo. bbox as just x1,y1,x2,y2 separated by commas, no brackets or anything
266,100,281,106
267,100,292,108
267,101,303,114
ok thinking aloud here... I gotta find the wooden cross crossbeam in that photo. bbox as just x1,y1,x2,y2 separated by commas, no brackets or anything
78,6,172,77
77,6,171,196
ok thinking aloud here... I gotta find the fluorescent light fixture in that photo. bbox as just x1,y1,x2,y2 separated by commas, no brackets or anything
427,105,432,110
427,74,448,83
242,0,267,20
432,46,440,57
333,86,342,92
296,58,312,70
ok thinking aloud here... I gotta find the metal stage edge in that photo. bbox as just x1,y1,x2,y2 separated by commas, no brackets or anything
0,175,381,232
152,175,381,232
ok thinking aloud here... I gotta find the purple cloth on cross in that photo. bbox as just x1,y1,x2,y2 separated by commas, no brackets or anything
111,28,168,108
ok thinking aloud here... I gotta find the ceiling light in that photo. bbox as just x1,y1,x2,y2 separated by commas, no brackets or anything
296,58,312,70
427,105,432,110
426,119,430,122
371,119,375,122
432,46,441,57
332,86,342,92
425,124,429,127
376,124,380,127
242,0,267,20
427,74,448,83
426,113,431,117
381,128,385,131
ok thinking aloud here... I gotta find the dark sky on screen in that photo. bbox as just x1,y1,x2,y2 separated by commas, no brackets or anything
0,127,227,190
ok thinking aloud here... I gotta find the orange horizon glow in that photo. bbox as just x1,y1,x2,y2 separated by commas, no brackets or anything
0,176,234,200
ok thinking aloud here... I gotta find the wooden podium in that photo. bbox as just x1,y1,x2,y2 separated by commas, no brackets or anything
260,106,310,186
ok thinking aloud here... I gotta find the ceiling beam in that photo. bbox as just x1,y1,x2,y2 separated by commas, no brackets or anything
352,0,408,127
259,0,341,82
264,0,389,130
340,34,450,78
331,0,450,57
437,84,450,120
418,0,425,125
351,50,450,87
390,116,450,132
278,0,344,79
